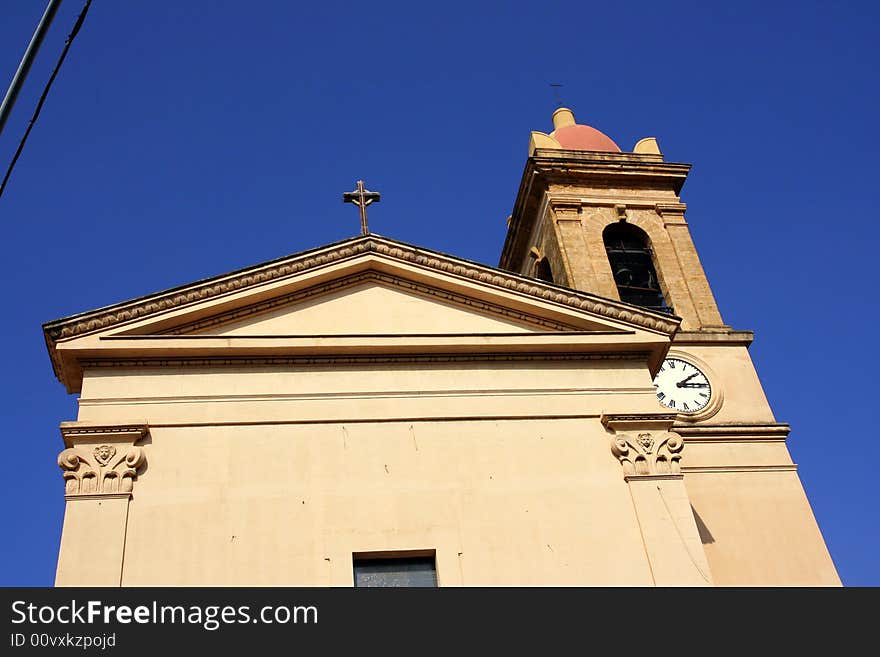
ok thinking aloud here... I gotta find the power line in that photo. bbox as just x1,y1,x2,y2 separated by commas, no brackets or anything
0,0,93,201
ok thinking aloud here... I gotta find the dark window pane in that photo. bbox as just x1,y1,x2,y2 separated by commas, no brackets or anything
353,556,437,587
602,222,670,312
534,257,554,283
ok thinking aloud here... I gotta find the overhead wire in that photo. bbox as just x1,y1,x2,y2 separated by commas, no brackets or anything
0,0,93,201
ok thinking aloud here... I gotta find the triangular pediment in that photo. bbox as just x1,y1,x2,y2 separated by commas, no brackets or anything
44,234,680,392
187,276,553,336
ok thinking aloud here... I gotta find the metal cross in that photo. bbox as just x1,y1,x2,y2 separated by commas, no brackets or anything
549,82,564,107
342,180,381,235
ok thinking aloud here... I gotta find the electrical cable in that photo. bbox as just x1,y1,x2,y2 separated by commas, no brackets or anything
0,0,93,201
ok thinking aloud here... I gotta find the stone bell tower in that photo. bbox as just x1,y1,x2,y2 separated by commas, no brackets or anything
499,107,840,585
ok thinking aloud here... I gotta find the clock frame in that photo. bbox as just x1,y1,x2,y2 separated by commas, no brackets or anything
652,351,723,422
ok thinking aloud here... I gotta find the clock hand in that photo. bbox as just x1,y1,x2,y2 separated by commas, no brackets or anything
676,372,699,387
679,382,709,388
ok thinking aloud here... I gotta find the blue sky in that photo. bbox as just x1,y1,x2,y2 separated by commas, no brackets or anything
1,1,877,586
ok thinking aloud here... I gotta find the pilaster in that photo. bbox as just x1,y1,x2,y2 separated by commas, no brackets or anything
548,200,594,290
55,422,148,586
655,203,726,329
602,413,713,586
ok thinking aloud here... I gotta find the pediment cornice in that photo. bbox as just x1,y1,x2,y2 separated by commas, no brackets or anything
44,235,679,342
43,235,680,388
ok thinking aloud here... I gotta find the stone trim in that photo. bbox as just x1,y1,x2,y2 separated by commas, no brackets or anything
682,465,798,474
159,270,582,335
601,413,678,432
602,413,686,478
58,444,146,497
57,423,149,498
59,423,148,445
611,431,684,477
655,203,688,226
500,153,691,270
623,473,684,482
64,492,136,501
674,423,790,443
44,235,680,343
672,330,751,345
79,352,649,370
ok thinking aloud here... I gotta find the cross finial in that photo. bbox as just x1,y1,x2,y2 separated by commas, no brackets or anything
549,82,564,107
342,180,381,235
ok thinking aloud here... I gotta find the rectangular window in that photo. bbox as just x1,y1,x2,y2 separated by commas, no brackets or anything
353,551,437,587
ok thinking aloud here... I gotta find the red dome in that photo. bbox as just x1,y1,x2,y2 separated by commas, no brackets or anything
553,124,621,152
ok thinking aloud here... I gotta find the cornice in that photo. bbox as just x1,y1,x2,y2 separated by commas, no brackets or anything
673,423,790,443
160,270,582,335
79,352,649,371
499,152,692,270
601,413,678,432
44,235,681,388
528,149,691,185
672,330,753,346
59,422,149,448
682,464,798,474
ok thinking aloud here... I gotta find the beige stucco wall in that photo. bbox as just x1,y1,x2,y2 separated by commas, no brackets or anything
61,357,664,586
54,349,840,586
197,282,540,335
75,359,662,426
119,418,653,586
684,470,839,586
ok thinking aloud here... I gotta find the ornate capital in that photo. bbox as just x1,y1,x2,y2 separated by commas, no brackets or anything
610,431,683,477
57,444,146,497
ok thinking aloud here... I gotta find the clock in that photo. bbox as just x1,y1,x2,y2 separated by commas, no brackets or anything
653,357,712,414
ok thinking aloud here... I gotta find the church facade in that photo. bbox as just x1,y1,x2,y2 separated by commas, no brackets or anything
43,108,840,586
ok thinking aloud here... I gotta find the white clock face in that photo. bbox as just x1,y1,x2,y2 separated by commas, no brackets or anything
653,358,711,413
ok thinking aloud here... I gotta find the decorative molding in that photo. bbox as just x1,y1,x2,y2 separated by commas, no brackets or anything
622,473,684,482
79,351,650,371
59,423,149,448
77,385,654,408
550,201,582,220
500,152,691,271
672,330,753,346
159,270,581,336
58,445,146,497
682,464,798,474
655,202,687,216
44,235,680,344
611,431,684,477
674,423,790,443
601,413,677,433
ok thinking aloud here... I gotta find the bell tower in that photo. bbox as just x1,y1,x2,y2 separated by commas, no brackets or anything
500,106,727,332
499,108,840,585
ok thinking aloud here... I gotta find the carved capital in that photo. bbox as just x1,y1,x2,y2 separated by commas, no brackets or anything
550,200,582,221
58,445,146,497
655,202,688,226
610,431,684,477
